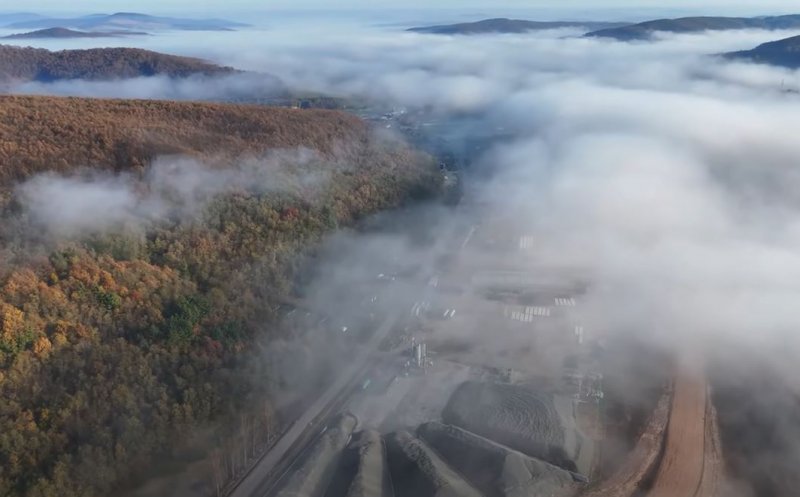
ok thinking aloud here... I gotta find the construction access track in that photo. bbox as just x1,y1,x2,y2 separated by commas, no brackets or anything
583,373,723,497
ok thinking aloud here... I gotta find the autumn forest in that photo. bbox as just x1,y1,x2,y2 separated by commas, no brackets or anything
0,95,442,496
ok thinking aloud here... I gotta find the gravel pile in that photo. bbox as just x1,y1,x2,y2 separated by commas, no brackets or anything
442,381,582,471
344,430,393,497
276,413,358,497
417,421,582,497
385,430,482,497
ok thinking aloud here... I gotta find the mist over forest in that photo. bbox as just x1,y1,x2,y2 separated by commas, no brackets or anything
2,5,800,497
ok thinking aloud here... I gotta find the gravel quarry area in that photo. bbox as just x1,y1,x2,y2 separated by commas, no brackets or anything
417,421,582,497
345,430,393,497
442,381,586,472
323,429,393,497
274,414,358,497
385,430,483,497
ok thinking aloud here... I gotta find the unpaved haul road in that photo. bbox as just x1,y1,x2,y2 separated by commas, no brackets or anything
648,375,707,497
582,372,722,497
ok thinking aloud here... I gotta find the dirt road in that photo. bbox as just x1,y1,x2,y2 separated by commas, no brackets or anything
582,391,671,497
649,375,708,497
582,373,722,497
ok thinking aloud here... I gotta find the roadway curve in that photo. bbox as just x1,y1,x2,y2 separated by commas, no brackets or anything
582,373,722,497
582,391,670,497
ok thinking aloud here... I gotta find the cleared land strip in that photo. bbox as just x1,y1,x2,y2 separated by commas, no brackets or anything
648,375,707,497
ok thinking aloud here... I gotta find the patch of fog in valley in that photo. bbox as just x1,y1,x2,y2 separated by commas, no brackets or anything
10,20,800,495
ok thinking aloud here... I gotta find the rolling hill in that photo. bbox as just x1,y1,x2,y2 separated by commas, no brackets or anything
586,14,800,40
409,17,629,35
0,95,440,496
0,95,379,184
725,34,800,68
0,44,235,82
2,27,148,39
4,12,248,32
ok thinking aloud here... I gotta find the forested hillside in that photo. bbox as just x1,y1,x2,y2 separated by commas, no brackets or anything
725,34,800,68
0,96,441,496
585,14,800,40
0,96,365,183
0,45,234,82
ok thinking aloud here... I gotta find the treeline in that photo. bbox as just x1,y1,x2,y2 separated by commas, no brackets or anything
0,45,235,83
0,95,442,496
0,95,364,184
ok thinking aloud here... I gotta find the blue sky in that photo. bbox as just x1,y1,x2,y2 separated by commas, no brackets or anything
5,0,800,17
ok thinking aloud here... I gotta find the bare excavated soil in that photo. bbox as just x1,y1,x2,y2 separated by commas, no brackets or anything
581,391,670,497
648,375,707,497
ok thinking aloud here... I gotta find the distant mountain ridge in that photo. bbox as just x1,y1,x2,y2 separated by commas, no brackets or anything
2,27,148,39
586,14,800,40
0,13,46,25
3,12,248,32
725,34,800,68
408,18,630,35
0,44,236,82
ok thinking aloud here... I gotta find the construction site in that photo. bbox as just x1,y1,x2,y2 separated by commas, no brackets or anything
229,198,725,497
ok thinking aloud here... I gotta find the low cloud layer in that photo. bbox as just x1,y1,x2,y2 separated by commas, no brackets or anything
219,23,800,357
10,72,286,102
14,20,800,358
16,149,328,236
9,17,800,493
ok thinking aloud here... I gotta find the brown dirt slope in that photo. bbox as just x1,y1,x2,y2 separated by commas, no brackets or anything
0,95,369,186
582,391,671,497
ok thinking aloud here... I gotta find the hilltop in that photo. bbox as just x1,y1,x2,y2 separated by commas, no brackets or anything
3,11,248,32
0,95,374,184
725,34,800,68
409,17,629,35
2,27,148,39
586,14,800,40
0,44,235,82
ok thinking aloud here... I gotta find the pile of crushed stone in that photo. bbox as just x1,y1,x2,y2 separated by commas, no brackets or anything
385,430,482,497
418,421,583,497
344,430,393,497
442,381,584,471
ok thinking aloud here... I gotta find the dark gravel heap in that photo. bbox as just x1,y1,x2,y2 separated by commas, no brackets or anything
385,430,482,497
442,381,579,470
418,421,581,497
